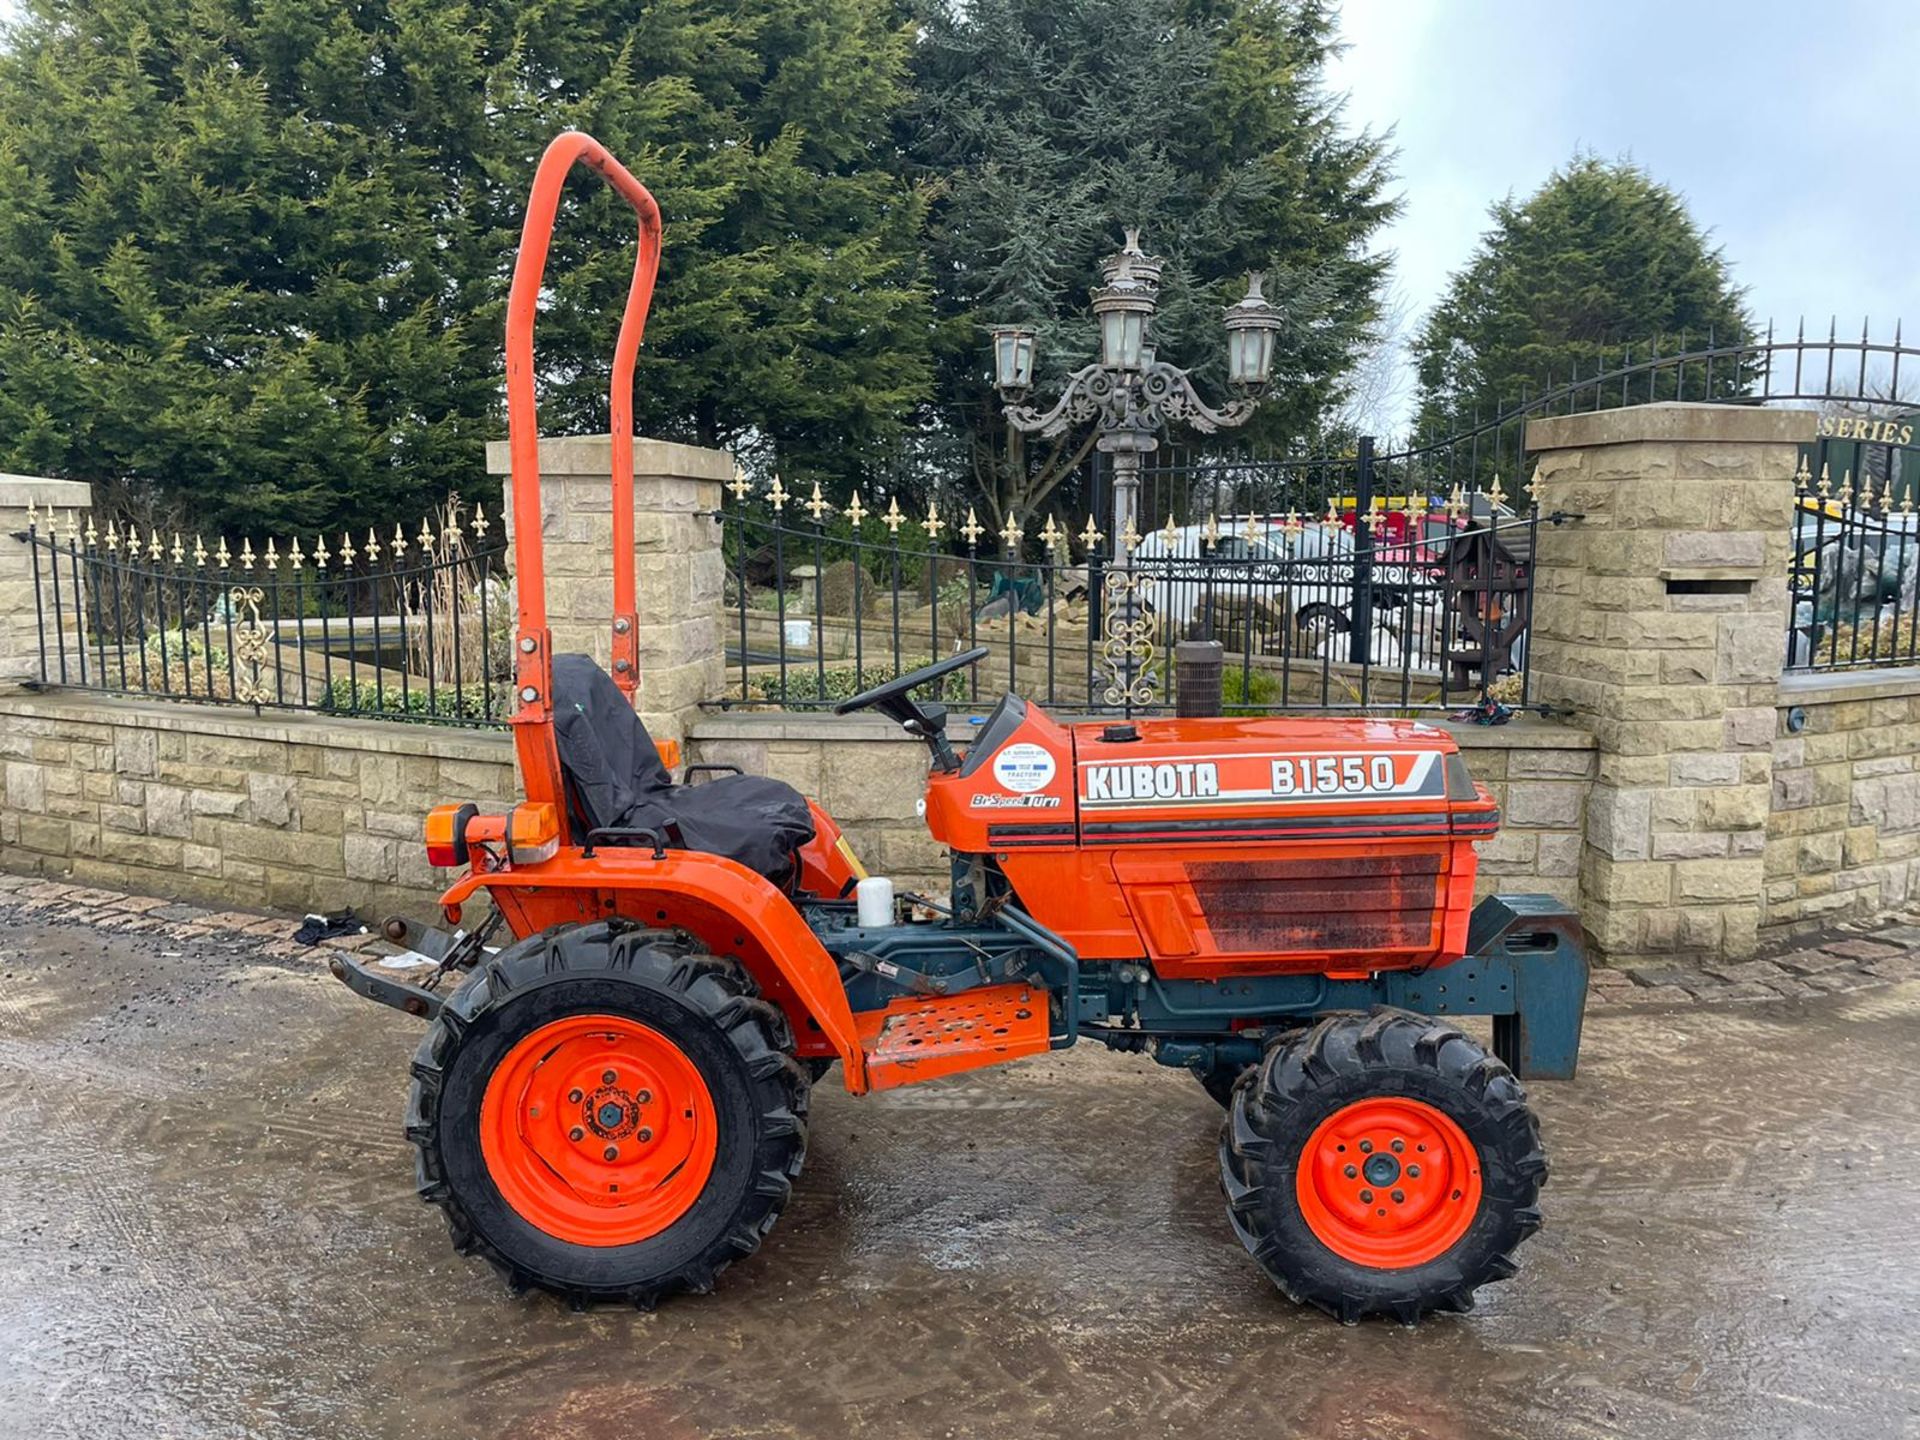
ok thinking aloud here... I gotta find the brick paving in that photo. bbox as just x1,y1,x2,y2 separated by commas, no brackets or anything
3,868,1918,1012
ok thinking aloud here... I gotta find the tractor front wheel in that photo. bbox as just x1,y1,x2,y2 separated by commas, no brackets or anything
1220,1008,1546,1324
406,921,809,1308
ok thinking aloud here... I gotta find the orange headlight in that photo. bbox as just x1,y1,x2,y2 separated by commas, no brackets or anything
508,802,561,866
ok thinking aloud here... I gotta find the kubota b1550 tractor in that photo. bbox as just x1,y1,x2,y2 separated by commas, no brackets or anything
331,133,1588,1324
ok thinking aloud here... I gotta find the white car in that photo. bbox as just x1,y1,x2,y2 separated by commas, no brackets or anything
1128,516,1449,660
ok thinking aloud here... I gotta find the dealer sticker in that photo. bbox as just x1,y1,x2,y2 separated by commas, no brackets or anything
992,742,1057,794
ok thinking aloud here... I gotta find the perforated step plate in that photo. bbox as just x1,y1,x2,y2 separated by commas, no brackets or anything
855,983,1051,1092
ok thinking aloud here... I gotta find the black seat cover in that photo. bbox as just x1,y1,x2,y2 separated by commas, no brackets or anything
550,654,815,887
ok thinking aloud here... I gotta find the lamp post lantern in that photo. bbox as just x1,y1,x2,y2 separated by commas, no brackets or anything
989,230,1282,705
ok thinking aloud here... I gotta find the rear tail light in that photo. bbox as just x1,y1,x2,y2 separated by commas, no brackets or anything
424,803,479,867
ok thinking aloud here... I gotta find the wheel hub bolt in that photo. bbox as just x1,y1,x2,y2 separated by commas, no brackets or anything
1358,1140,1373,1154
637,1090,652,1105
1390,1139,1405,1153
1391,1189,1406,1204
568,1127,585,1141
638,1127,654,1143
1359,1189,1374,1204
568,1088,584,1103
603,1145,619,1162
1407,1164,1422,1178
1344,1164,1358,1179
602,1070,617,1085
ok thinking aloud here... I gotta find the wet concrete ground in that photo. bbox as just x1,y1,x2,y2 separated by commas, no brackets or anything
1,911,1917,1440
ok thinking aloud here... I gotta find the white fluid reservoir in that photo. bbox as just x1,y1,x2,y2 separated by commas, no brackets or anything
855,876,895,929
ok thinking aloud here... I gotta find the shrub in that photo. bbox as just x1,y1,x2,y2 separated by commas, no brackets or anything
323,676,501,723
748,658,971,707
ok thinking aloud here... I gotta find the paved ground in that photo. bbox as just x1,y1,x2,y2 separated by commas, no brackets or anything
1,891,1918,1439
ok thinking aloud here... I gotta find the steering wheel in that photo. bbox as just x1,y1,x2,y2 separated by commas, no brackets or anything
834,646,990,769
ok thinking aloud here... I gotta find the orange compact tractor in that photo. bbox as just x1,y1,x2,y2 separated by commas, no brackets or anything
332,133,1589,1324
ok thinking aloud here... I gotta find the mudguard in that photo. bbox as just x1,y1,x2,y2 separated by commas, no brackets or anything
437,848,871,1090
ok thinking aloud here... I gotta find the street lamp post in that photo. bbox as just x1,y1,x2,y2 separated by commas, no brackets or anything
989,230,1282,705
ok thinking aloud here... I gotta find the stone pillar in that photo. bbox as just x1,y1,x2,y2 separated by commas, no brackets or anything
485,435,731,740
1524,403,1814,962
0,474,94,687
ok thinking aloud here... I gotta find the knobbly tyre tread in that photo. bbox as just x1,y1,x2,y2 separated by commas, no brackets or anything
1220,1006,1547,1325
405,920,809,1309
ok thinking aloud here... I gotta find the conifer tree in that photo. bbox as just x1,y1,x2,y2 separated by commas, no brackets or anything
905,0,1397,525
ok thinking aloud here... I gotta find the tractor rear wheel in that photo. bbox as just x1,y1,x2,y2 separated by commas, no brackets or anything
1220,1008,1546,1324
405,921,809,1309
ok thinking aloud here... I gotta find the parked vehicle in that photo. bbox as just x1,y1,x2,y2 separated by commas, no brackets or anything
331,132,1588,1325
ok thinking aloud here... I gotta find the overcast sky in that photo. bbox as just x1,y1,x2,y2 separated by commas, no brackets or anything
1326,0,1920,426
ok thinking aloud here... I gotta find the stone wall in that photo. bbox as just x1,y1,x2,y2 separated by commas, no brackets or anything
1526,403,1811,960
485,435,731,741
1766,670,1920,930
0,692,516,917
0,475,93,683
0,689,1597,919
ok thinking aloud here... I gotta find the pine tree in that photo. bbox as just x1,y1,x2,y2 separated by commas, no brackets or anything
0,0,931,535
904,0,1397,527
1412,155,1752,445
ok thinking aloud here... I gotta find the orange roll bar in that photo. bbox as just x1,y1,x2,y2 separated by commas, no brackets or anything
504,131,663,808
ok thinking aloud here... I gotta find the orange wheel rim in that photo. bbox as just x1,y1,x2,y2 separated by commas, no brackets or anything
479,1014,717,1246
1295,1096,1482,1268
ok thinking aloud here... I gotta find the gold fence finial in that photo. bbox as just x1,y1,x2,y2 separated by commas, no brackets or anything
263,537,279,571
1793,454,1812,489
727,463,752,503
961,505,983,547
103,518,119,553
884,495,904,535
1040,514,1063,554
1526,465,1546,508
364,527,380,562
148,527,162,561
240,538,256,570
845,491,867,528
83,514,97,547
1203,513,1220,551
216,536,231,568
193,534,207,567
1160,513,1178,550
314,534,330,570
923,500,944,540
805,480,830,523
170,532,184,565
1282,509,1303,537
393,521,408,558
289,535,305,570
1487,473,1507,509
339,530,355,565
1817,463,1832,498
1121,515,1141,553
767,474,788,513
1080,512,1105,552
471,501,489,538
1000,511,1023,551
418,516,435,552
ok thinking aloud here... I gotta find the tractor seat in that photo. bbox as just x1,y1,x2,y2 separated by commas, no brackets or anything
550,654,815,887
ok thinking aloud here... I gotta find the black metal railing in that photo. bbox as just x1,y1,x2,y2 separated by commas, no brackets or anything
717,486,1536,715
1788,467,1919,672
15,504,512,726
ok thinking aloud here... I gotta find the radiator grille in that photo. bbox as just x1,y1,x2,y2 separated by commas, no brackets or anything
1186,852,1444,953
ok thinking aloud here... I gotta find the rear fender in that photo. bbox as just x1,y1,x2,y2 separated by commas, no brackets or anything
439,848,870,1090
